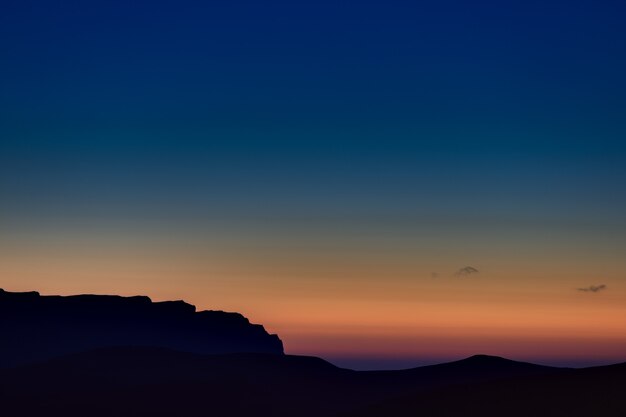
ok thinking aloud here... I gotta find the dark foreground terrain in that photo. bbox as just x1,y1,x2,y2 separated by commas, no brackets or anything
1,347,625,417
2,289,624,416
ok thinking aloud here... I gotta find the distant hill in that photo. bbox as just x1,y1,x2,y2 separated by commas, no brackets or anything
354,353,560,391
0,289,283,367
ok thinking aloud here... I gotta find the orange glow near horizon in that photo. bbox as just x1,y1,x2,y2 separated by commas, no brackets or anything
2,233,626,368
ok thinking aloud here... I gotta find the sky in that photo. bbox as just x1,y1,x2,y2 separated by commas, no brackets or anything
2,0,626,369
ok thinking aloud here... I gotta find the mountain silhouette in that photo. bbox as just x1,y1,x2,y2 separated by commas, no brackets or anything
2,289,624,416
0,289,283,367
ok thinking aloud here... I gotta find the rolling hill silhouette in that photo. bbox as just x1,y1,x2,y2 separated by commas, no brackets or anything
345,360,626,417
1,289,624,416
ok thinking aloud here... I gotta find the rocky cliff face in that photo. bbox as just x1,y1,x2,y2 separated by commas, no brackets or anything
0,289,284,367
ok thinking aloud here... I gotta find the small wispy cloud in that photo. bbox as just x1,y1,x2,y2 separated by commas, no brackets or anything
454,266,479,277
431,272,440,279
577,284,607,293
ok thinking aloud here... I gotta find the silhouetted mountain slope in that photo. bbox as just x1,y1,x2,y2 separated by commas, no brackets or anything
346,361,626,417
358,353,558,390
2,289,623,416
0,289,283,367
0,347,568,417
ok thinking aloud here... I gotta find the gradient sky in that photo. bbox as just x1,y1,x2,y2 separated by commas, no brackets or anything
2,0,626,369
